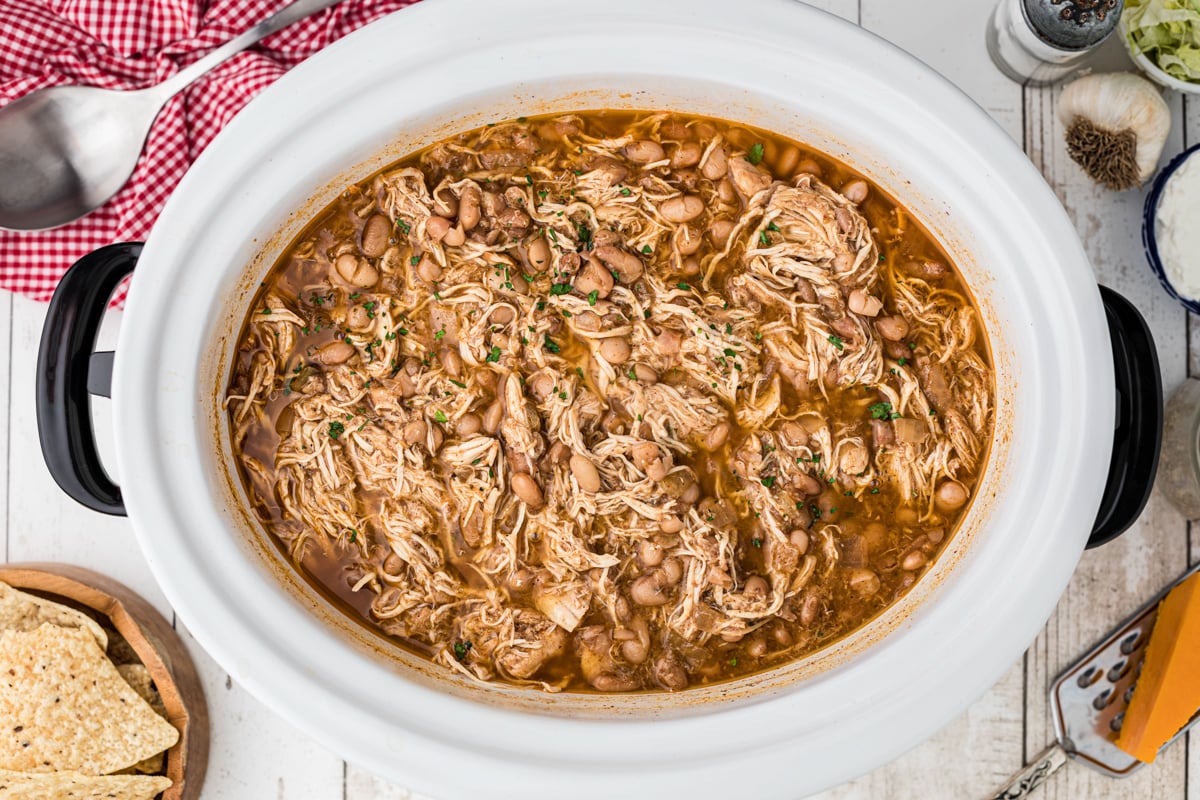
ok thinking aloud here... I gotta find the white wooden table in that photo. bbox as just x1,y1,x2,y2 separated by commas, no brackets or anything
1,1,1197,797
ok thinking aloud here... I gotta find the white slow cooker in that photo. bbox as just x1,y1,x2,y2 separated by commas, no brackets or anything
34,0,1162,797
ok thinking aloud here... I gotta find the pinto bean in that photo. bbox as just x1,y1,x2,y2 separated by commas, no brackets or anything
631,363,658,383
789,528,810,553
443,224,466,247
489,306,515,325
717,178,737,204
361,214,392,257
483,399,504,434
794,473,822,496
511,473,544,508
631,441,660,471
416,255,443,283
848,289,883,317
659,194,705,223
653,655,688,691
458,185,482,231
842,179,869,204
624,139,666,163
599,337,631,364
673,224,703,255
744,575,769,599
774,145,801,178
670,141,703,168
659,514,684,534
902,549,929,571
569,455,602,493
403,420,428,445
574,259,615,299
426,216,452,242
315,340,355,366
456,413,481,437
440,347,463,378
847,568,881,596
704,422,731,451
876,315,909,341
708,219,734,247
638,539,665,568
935,480,968,511
346,305,370,330
700,145,728,179
527,237,551,270
594,245,644,283
335,253,379,288
796,158,823,177
630,570,674,606
432,187,458,218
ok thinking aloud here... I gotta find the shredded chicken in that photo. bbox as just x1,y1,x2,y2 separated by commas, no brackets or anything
226,111,994,693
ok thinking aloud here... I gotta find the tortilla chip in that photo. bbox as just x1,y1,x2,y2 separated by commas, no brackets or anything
115,666,166,775
0,769,170,799
0,625,179,774
0,583,107,650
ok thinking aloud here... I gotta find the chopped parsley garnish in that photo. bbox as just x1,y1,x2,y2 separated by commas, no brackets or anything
395,219,411,234
327,421,345,439
449,379,467,388
410,255,421,266
751,538,762,548
897,357,907,366
619,187,632,196
549,283,572,295
767,221,780,232
485,346,502,363
869,402,901,420
641,244,653,255
628,367,638,381
723,347,737,357
349,292,361,300
758,230,770,246
348,528,358,543
747,143,765,165
587,289,599,306
760,476,776,488
433,410,448,424
453,640,472,661
828,334,844,351
259,308,271,315
544,336,561,354
676,282,690,290
434,328,446,340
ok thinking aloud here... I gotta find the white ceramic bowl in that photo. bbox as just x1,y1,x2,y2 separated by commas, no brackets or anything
90,0,1125,796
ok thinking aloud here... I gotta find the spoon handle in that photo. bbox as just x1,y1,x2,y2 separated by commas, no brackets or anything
155,0,346,99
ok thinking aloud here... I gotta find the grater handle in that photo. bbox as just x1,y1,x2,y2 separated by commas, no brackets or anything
989,744,1070,800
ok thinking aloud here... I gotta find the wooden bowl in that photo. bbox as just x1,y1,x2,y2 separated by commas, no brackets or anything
0,563,208,800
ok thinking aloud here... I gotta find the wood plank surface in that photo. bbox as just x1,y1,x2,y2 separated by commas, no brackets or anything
2,1,1198,798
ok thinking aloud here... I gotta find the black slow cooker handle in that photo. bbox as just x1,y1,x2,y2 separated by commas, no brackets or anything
1088,286,1162,548
35,242,141,517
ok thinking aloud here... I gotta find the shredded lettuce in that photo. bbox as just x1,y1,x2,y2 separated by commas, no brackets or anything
1126,0,1200,82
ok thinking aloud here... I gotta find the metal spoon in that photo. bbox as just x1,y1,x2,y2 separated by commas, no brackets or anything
0,0,344,231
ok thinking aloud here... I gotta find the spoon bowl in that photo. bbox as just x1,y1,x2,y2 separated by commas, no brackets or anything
0,86,165,230
0,0,344,232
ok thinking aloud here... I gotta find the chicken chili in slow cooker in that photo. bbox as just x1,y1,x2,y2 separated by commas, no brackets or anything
226,111,994,692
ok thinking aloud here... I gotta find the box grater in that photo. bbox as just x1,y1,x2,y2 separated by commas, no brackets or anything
991,562,1200,799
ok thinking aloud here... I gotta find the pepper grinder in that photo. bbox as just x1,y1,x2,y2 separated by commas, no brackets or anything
987,0,1123,86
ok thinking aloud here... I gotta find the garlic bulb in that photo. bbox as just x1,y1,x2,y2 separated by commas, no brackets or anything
1058,72,1171,191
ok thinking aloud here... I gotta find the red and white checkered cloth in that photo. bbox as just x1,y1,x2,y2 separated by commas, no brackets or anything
0,0,418,304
